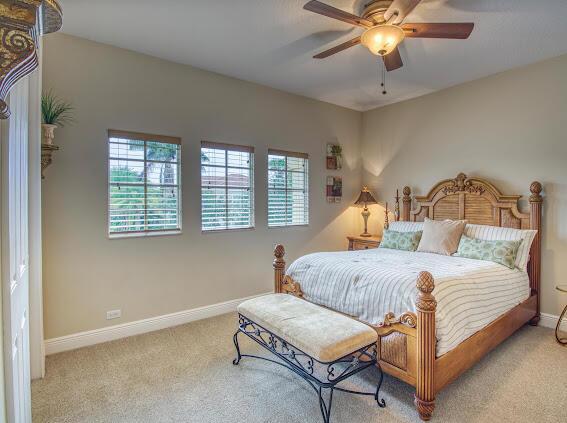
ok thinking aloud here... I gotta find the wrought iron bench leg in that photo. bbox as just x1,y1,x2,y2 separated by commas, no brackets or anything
232,330,242,365
317,386,334,423
375,365,386,408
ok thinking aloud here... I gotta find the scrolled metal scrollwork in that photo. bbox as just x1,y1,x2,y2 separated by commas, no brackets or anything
238,317,315,375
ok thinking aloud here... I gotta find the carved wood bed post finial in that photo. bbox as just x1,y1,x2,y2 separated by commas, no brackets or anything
415,271,436,421
273,244,286,294
402,186,411,221
529,181,543,325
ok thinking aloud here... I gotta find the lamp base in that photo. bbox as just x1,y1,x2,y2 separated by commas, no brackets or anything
360,207,372,238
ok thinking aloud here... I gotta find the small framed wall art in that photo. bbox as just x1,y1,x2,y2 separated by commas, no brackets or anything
326,143,342,170
326,176,342,203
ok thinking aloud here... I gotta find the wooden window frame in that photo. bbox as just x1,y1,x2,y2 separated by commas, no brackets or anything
107,129,182,238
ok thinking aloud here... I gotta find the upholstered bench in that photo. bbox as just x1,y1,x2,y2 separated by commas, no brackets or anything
232,294,385,423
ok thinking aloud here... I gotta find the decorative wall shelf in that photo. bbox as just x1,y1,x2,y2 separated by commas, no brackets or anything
0,0,63,119
41,142,58,179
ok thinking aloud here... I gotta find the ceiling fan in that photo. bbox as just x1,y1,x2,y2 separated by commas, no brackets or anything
304,0,474,71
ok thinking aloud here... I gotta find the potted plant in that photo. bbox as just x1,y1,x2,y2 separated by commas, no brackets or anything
41,90,73,145
331,144,343,169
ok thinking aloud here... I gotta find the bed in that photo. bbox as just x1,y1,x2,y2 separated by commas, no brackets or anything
272,173,543,421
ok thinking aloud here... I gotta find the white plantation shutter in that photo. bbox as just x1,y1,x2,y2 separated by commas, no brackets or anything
108,130,181,236
201,141,255,231
268,149,309,227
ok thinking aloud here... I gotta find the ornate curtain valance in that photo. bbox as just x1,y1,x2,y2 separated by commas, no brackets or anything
0,0,62,118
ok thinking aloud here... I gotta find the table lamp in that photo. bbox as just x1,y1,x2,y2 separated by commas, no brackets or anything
354,187,378,237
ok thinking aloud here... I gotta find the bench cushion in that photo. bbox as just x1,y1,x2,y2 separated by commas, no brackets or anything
238,294,378,362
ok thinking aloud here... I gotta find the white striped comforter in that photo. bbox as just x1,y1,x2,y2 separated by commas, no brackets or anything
286,248,529,356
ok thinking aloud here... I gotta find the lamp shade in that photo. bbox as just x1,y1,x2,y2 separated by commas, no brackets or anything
361,25,405,56
354,187,377,205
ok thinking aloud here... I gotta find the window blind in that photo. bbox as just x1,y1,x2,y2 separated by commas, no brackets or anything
108,130,181,236
201,141,255,231
267,149,309,227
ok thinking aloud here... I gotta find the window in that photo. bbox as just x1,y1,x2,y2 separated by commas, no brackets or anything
201,141,254,231
268,149,309,227
108,130,181,236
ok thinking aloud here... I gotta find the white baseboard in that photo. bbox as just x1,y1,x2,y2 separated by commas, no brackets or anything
539,312,567,331
44,292,271,355
44,297,566,355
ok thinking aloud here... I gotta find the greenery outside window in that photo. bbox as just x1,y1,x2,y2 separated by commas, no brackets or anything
268,149,309,227
201,141,255,231
108,130,181,236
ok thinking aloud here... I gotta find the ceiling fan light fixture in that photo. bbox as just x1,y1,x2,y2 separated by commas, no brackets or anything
361,24,405,56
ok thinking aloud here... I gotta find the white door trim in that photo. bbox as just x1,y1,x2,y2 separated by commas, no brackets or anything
28,47,44,380
1,77,33,423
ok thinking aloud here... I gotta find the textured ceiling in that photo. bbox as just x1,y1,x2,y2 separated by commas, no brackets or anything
58,0,567,111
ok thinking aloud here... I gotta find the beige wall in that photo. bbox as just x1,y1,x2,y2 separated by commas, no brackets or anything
43,33,567,339
361,54,567,317
42,34,362,339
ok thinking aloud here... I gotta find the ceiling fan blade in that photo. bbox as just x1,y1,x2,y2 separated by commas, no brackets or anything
304,1,374,28
383,47,403,71
314,36,361,59
384,0,421,25
402,23,474,39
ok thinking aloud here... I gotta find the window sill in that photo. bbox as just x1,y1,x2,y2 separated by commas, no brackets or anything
201,226,255,234
108,230,182,240
268,224,309,229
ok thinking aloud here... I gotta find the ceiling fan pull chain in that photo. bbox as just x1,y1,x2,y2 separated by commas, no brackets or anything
380,59,387,95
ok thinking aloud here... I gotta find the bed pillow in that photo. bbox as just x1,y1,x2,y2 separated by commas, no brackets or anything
454,235,521,269
379,230,422,251
463,224,537,272
417,218,467,256
387,221,424,232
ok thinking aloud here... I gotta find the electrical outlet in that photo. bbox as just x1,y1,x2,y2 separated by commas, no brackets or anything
106,309,121,320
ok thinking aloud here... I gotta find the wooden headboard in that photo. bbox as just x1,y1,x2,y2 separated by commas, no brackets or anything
401,173,543,322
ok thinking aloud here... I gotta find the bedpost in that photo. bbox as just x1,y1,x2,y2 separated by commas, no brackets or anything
415,271,436,421
402,186,411,221
274,244,286,294
528,182,543,325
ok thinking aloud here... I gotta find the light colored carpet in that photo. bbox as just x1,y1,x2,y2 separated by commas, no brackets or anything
33,313,567,423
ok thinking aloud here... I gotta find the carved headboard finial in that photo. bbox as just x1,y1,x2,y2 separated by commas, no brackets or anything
442,173,485,195
529,181,543,203
274,244,285,259
455,173,467,190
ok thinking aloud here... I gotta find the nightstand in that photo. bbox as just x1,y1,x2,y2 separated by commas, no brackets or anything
347,235,381,251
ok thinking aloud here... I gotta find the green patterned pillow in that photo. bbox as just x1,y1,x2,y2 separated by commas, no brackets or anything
379,230,422,252
454,235,521,269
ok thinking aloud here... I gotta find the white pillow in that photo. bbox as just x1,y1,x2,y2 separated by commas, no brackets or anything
417,218,467,256
387,221,424,233
463,224,537,272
